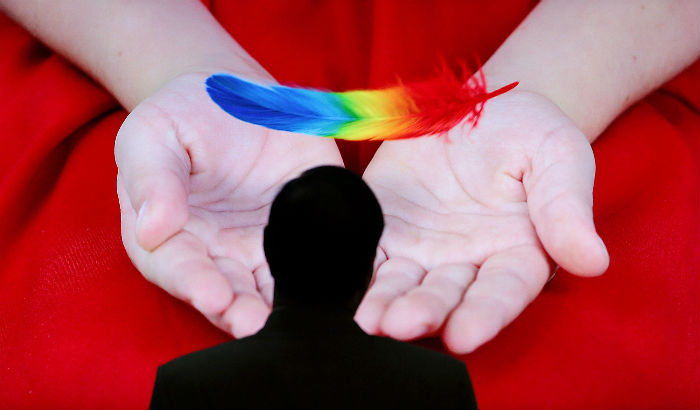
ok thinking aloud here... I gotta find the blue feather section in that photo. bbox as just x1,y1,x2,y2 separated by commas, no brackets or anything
206,74,357,136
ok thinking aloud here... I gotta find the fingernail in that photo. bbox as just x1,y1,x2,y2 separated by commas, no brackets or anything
599,236,610,260
597,235,608,252
136,200,151,229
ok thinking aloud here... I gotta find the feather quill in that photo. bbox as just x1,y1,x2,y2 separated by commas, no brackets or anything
205,67,517,141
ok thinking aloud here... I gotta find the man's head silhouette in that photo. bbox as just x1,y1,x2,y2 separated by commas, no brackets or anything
263,165,384,309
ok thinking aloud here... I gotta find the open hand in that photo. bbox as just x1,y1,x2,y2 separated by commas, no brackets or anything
115,72,343,337
355,90,609,353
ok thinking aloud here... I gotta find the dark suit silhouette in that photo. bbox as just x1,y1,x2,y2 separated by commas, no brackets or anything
150,166,478,409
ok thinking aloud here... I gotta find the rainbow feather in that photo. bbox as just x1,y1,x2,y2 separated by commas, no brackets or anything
205,68,517,141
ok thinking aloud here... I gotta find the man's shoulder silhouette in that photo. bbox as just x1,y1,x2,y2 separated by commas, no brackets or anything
152,308,476,409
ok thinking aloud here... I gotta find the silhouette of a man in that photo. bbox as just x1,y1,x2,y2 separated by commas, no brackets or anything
150,165,478,409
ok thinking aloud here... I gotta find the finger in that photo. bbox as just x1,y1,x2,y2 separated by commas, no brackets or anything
524,129,609,276
114,111,190,251
213,257,271,338
118,177,233,315
253,264,275,307
380,264,477,341
369,246,389,288
443,245,549,354
354,257,426,334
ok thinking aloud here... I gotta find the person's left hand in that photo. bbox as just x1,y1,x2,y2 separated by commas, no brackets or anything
355,90,609,353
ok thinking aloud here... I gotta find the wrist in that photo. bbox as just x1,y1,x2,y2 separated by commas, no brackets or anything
482,57,604,143
119,47,274,110
0,0,274,111
103,12,274,111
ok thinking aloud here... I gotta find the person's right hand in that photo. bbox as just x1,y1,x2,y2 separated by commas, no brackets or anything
115,71,343,337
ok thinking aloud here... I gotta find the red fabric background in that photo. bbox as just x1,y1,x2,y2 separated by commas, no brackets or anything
0,1,698,408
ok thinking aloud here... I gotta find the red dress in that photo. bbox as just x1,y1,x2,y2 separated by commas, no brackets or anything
0,1,697,408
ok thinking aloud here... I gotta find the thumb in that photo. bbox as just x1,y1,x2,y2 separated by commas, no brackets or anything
525,128,609,277
115,110,190,251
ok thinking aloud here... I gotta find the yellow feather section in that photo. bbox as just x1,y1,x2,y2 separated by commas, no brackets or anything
335,88,420,140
